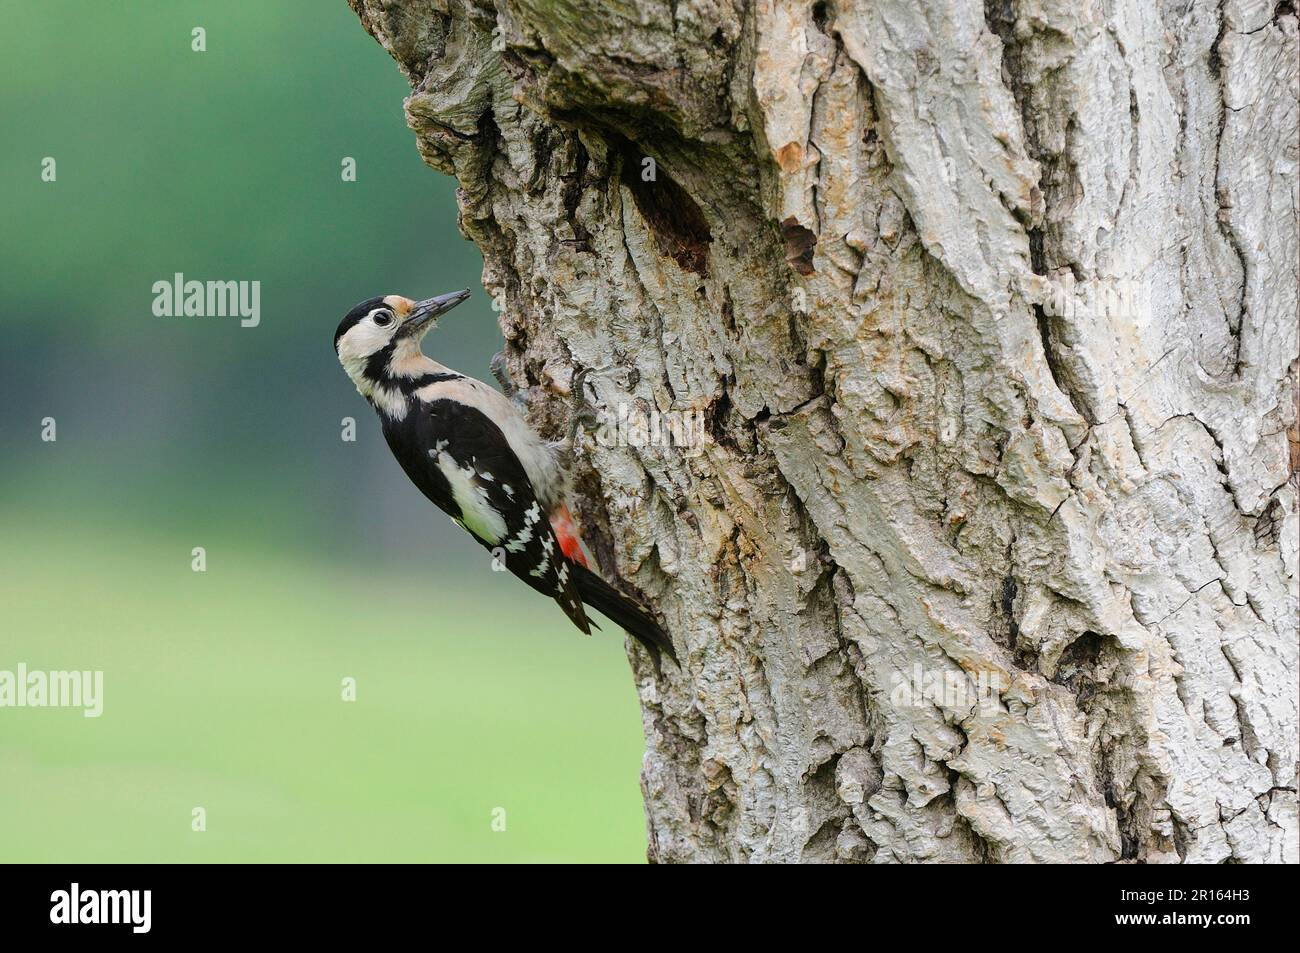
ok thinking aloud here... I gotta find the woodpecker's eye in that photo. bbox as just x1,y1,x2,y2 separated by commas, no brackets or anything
372,310,394,327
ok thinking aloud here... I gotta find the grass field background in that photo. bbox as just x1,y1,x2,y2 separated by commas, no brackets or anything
0,508,648,863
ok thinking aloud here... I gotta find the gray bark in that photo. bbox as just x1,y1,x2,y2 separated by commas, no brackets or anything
351,0,1299,863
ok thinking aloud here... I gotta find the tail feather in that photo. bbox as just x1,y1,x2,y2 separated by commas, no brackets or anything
570,563,676,663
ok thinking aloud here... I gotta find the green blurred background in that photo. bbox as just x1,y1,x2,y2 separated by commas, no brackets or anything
0,0,646,862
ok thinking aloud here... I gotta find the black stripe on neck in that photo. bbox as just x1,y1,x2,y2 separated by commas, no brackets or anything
390,371,462,394
363,342,398,383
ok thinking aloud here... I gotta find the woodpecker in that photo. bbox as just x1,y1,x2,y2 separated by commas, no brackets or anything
334,291,675,661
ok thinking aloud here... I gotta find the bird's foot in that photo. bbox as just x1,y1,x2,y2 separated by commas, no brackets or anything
490,351,529,410
568,368,602,449
552,367,601,467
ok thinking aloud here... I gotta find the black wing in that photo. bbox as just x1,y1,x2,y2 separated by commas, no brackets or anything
384,397,592,635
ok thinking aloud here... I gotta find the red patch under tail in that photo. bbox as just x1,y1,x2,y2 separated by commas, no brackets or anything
549,504,589,567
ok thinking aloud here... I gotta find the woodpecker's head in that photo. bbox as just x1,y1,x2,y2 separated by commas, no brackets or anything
334,290,470,392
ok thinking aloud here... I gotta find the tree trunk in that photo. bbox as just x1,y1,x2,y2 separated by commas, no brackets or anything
350,0,1298,863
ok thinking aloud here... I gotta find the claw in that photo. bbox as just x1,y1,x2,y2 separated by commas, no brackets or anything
564,366,601,456
491,352,530,410
571,366,590,399
490,352,514,397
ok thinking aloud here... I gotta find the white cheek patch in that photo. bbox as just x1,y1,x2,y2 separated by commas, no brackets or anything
433,451,507,544
337,322,391,368
338,327,385,390
337,322,409,418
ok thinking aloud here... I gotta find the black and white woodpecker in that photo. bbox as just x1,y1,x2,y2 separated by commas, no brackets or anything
334,291,675,661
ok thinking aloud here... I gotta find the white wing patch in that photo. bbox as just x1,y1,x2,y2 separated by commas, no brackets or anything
433,451,507,544
531,533,555,578
505,501,542,553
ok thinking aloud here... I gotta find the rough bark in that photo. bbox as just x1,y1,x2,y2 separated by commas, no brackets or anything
350,0,1299,863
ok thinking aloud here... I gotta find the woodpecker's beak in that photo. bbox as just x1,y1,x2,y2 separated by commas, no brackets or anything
399,289,471,338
